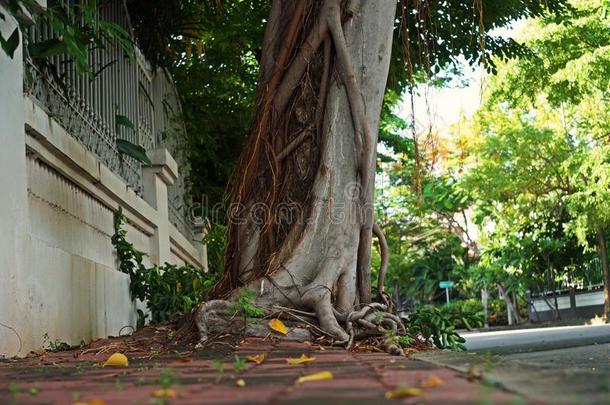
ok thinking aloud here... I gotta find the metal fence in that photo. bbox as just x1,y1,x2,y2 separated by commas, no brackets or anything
24,0,193,238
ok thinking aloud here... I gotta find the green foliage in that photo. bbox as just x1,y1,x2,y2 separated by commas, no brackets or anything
232,355,247,373
212,360,224,383
158,368,176,389
440,301,484,331
2,0,132,76
112,208,217,325
42,332,71,352
384,330,413,348
202,222,226,275
228,288,264,319
406,305,467,351
459,0,610,294
164,0,269,211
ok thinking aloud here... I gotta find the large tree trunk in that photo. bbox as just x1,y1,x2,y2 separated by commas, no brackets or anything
197,0,397,343
596,228,610,321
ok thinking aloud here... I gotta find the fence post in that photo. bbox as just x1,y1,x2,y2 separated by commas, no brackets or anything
142,149,177,266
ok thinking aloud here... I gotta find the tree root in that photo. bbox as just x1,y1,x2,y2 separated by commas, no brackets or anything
195,296,407,355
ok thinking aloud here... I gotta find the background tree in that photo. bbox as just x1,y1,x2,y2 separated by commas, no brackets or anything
462,0,610,319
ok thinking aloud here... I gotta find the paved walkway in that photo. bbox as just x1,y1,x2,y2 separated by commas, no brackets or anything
0,330,526,404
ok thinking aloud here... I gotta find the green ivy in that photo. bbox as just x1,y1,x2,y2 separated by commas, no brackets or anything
111,208,217,325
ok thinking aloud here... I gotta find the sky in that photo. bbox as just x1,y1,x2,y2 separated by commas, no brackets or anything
396,20,527,140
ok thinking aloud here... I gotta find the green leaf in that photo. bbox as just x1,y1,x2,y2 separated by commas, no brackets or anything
116,139,151,165
0,27,20,58
29,38,67,59
115,114,135,131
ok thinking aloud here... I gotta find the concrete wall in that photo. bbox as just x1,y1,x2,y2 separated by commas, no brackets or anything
530,290,605,322
0,10,207,357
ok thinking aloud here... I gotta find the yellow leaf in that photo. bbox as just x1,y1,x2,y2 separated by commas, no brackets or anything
268,318,288,335
421,374,444,388
296,371,333,383
72,401,107,405
235,378,246,387
152,389,177,399
103,353,128,367
246,354,266,365
286,354,316,365
384,387,423,399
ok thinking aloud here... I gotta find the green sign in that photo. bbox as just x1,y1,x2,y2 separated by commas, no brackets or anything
439,281,454,289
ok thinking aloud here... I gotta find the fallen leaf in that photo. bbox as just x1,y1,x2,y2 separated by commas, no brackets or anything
246,354,266,365
296,371,333,383
73,400,107,405
103,353,128,367
466,365,483,381
286,354,316,365
384,387,423,399
421,374,444,388
268,318,288,335
236,378,246,387
176,358,192,363
152,389,177,399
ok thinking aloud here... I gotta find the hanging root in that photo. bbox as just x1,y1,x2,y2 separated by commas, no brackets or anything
373,223,391,308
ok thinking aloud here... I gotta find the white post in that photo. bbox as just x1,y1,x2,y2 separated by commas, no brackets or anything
142,149,177,266
482,288,489,328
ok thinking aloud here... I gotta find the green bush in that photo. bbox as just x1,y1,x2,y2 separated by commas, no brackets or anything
406,305,467,351
439,299,484,330
112,209,217,325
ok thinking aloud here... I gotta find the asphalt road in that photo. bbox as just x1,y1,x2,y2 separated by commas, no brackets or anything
462,323,610,354
415,324,610,403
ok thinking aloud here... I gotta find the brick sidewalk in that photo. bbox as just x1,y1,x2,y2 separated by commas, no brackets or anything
0,334,527,404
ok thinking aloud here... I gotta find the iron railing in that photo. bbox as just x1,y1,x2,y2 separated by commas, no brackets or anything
24,0,193,238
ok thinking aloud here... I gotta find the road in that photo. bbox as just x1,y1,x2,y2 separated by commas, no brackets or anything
462,323,610,354
414,323,610,404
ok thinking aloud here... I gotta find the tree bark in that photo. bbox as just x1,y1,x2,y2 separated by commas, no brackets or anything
596,228,610,321
197,0,398,343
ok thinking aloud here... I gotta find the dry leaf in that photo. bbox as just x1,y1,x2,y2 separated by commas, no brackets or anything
467,365,483,381
421,374,444,388
236,378,246,387
384,387,423,399
286,354,316,365
103,353,128,367
268,318,288,335
152,389,177,399
296,371,333,383
246,354,266,365
73,400,107,405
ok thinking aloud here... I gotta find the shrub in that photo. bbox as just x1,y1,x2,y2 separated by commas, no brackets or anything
406,305,467,351
112,209,217,325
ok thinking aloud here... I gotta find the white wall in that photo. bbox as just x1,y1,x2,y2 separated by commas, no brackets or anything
0,10,207,357
0,5,30,358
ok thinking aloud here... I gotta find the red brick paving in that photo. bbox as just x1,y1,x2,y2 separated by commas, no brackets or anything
0,334,529,404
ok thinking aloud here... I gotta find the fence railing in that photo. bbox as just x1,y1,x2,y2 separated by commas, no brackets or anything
24,0,194,238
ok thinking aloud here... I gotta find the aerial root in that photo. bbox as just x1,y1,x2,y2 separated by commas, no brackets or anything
342,303,407,351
